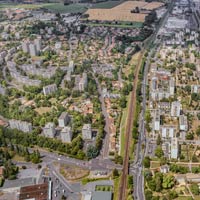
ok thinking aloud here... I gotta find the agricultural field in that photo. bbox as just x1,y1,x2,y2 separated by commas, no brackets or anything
0,3,88,13
91,1,122,9
86,1,164,22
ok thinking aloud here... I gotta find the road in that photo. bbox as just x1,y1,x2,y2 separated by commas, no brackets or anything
132,1,174,199
27,148,122,171
93,75,110,159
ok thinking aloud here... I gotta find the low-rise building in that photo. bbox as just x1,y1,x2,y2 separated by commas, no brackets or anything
43,122,55,138
19,183,49,200
82,124,92,140
60,126,72,143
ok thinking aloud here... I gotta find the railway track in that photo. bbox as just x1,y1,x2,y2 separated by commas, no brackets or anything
118,51,144,200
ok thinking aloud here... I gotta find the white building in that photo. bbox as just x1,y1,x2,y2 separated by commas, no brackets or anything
179,115,188,131
69,61,74,73
58,112,70,127
153,110,160,131
171,101,181,117
29,44,37,57
43,122,55,138
191,85,200,93
82,124,92,140
43,84,57,95
171,138,178,159
34,38,42,52
169,77,175,96
60,126,72,143
161,125,176,138
22,41,30,53
9,119,32,133
79,73,87,91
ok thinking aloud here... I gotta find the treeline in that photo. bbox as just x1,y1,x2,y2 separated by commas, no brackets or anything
0,127,86,160
0,148,18,182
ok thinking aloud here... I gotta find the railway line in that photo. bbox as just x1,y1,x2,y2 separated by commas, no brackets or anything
118,51,144,200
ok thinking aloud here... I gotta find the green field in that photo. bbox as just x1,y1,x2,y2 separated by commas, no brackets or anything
0,3,88,13
91,1,122,9
85,22,143,28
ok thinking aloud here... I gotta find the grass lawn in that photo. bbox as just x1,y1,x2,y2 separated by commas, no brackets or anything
0,3,88,13
176,197,193,200
150,161,161,168
113,177,120,200
120,93,131,157
12,154,25,162
91,1,122,9
35,107,52,115
82,177,109,185
43,3,88,13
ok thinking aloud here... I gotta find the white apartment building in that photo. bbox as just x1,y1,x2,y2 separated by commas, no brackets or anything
171,138,179,159
43,84,57,95
82,124,92,140
43,122,55,138
171,101,181,117
9,119,32,133
58,112,70,128
60,126,72,143
179,115,188,131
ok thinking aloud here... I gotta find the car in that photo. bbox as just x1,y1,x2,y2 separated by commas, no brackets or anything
58,158,61,161
63,189,65,193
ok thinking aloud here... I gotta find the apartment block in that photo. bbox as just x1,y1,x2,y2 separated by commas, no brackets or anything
79,73,87,91
60,126,72,143
43,84,57,95
9,119,32,133
29,44,37,57
179,115,188,131
43,122,55,138
171,101,181,117
153,110,160,131
58,112,70,128
171,138,179,159
82,124,92,140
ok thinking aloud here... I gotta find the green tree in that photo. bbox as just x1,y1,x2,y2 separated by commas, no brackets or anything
112,168,119,178
145,190,153,200
190,183,199,195
143,156,151,168
162,174,175,189
196,126,200,136
86,145,99,159
155,146,164,158
156,134,162,145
